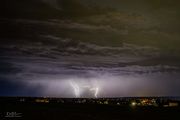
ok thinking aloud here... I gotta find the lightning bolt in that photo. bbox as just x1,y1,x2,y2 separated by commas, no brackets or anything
90,87,99,98
94,87,99,98
69,81,80,98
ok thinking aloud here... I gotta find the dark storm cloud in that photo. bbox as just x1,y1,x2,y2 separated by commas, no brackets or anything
0,60,19,74
0,56,179,97
0,59,43,96
42,0,60,9
0,77,41,97
0,79,43,97
0,0,180,97
0,18,160,57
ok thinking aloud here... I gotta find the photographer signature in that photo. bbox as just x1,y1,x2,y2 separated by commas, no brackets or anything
0,112,22,118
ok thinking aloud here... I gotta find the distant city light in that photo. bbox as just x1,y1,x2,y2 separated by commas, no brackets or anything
131,101,137,106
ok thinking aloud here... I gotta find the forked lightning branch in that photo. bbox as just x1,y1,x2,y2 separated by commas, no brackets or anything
69,81,99,98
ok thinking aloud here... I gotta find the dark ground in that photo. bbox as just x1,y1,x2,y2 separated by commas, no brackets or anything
0,102,180,120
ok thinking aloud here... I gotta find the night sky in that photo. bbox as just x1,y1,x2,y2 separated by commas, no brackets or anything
0,0,180,98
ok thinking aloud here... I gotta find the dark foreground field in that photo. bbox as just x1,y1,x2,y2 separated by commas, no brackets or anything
0,102,180,120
